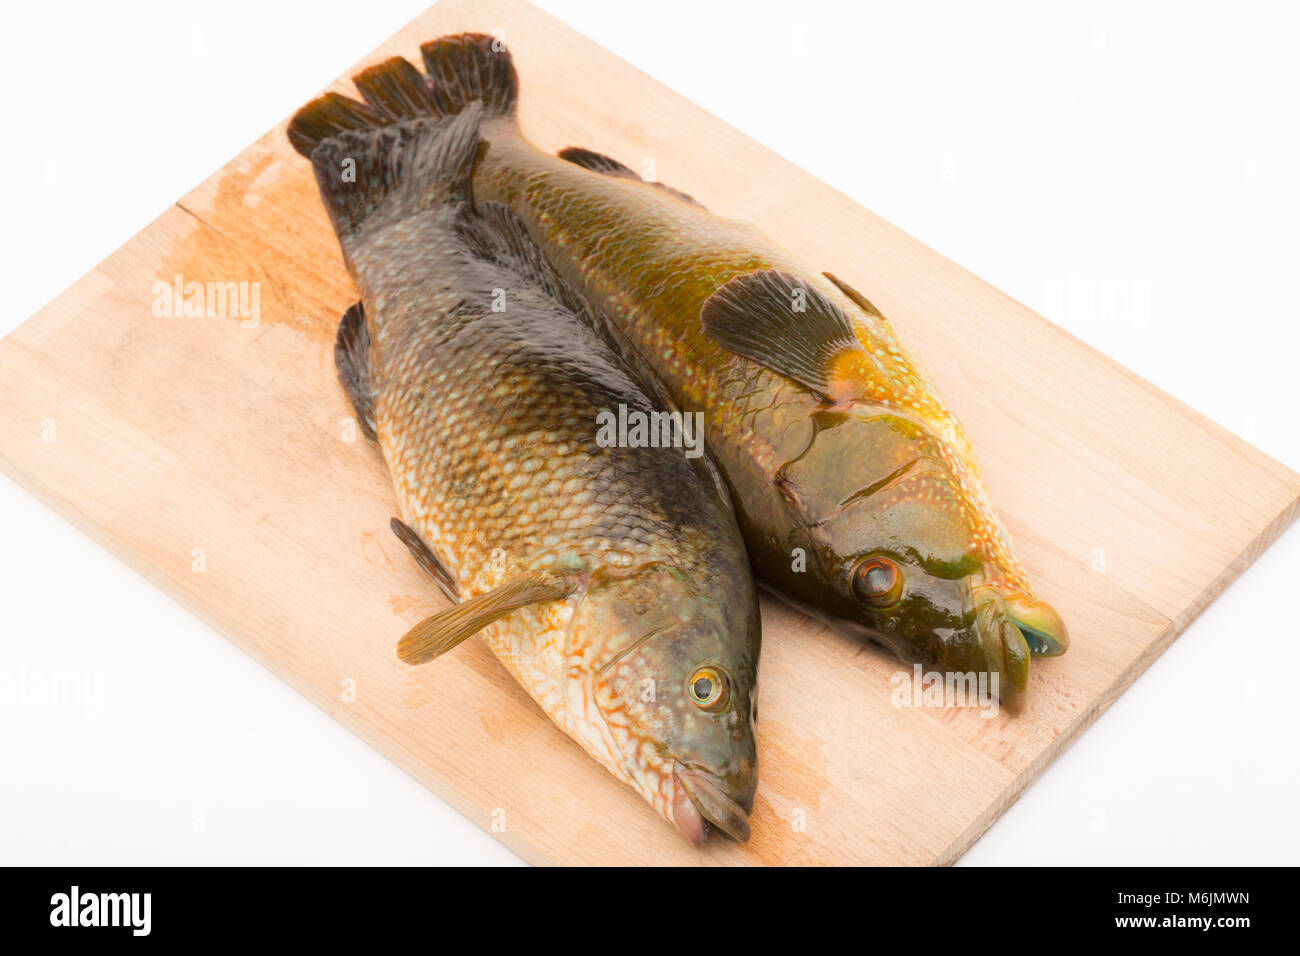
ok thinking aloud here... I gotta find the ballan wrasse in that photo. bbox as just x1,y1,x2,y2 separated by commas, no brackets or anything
322,37,1071,709
287,100,760,843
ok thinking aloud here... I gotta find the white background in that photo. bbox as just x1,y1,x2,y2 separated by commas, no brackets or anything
2,0,1297,865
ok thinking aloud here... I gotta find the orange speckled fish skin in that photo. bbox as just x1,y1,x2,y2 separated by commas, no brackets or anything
287,99,759,844
412,35,1068,708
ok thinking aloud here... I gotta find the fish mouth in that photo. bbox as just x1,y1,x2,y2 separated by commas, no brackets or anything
1007,595,1069,657
672,763,752,846
951,600,1033,712
950,593,1068,712
988,613,1030,712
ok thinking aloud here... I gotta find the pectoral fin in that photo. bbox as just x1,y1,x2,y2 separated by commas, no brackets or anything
701,270,863,402
396,570,579,665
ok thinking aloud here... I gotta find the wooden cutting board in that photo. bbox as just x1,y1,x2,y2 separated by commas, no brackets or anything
2,0,1297,866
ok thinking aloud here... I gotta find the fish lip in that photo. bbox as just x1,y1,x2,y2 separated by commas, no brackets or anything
672,778,708,847
994,617,1030,712
673,762,752,844
1006,596,1070,657
951,599,1031,711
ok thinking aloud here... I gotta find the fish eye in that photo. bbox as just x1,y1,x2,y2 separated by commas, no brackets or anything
852,555,903,608
687,666,730,712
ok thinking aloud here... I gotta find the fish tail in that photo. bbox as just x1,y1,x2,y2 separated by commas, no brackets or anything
288,34,516,153
285,33,520,234
418,33,518,121
287,98,484,237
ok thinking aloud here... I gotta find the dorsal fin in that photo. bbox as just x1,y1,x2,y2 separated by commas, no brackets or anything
452,201,734,512
557,147,703,207
452,201,575,306
701,269,865,403
557,147,637,178
454,201,643,370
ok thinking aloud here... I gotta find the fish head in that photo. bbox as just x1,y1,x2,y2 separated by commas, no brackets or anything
775,408,1068,709
580,563,759,845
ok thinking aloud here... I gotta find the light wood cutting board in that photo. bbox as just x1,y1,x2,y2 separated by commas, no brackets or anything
2,0,1297,865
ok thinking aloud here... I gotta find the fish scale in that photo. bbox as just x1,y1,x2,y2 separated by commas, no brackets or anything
408,35,1069,708
287,98,760,844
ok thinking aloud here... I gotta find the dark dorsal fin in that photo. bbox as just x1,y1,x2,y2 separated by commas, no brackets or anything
390,518,460,603
700,269,864,402
453,200,734,513
453,201,644,375
334,302,376,441
557,147,703,207
557,146,636,177
452,201,576,308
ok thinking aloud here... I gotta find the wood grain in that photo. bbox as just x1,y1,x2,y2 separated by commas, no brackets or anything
2,0,1297,865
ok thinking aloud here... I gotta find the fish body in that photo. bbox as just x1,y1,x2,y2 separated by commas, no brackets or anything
329,35,1069,707
287,100,760,843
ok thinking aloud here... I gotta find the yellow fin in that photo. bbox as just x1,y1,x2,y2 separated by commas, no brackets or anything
396,571,578,665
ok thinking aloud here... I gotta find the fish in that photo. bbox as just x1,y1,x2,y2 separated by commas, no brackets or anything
286,99,761,844
305,35,1070,710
